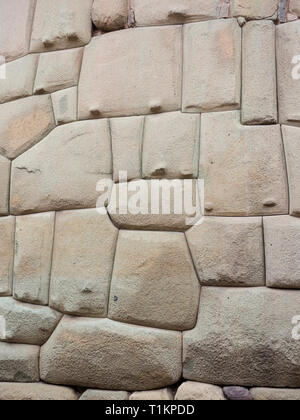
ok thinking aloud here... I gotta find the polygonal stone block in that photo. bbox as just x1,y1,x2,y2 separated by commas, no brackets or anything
0,217,15,296
175,382,225,401
0,383,78,401
251,388,300,401
80,390,129,401
92,0,128,31
230,0,279,20
130,388,173,400
0,156,10,216
51,87,77,125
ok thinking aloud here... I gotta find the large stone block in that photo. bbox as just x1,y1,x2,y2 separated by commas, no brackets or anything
277,21,300,126
92,0,128,31
11,120,112,215
51,87,77,125
186,217,264,287
133,0,218,26
80,390,129,401
175,382,225,401
50,209,118,317
290,0,300,16
30,0,93,53
0,217,15,296
0,0,36,61
264,216,300,289
130,388,173,400
183,287,300,387
242,21,277,125
182,19,241,113
142,112,200,179
200,111,288,216
251,388,300,401
108,230,200,331
78,26,182,119
0,95,55,159
0,383,78,401
40,316,182,390
13,212,55,305
230,0,279,20
0,298,61,346
0,343,40,383
0,156,10,216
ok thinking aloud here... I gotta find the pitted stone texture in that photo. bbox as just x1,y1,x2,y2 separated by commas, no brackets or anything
108,180,201,232
80,390,129,401
40,316,182,390
52,87,77,125
0,217,15,296
92,0,128,31
133,0,218,26
130,388,173,400
0,55,39,104
108,230,200,331
251,388,300,401
142,112,200,179
182,19,241,113
230,0,279,20
264,216,300,289
290,0,300,16
223,386,253,401
282,125,300,216
111,116,144,182
200,111,288,216
13,212,55,305
0,343,39,383
30,0,93,53
0,298,61,346
277,21,300,126
78,26,182,119
0,95,55,159
242,21,277,125
0,156,10,216
11,120,112,215
186,217,264,287
0,0,36,62
34,48,83,95
0,383,78,401
175,382,225,401
50,209,118,317
183,287,300,387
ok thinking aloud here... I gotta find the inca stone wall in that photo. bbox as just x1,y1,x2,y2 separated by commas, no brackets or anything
0,0,300,401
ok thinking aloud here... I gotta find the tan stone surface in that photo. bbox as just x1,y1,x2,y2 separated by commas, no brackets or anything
290,0,300,16
230,0,279,20
251,388,300,401
0,217,15,296
0,382,78,400
0,156,10,216
92,0,128,31
51,87,77,125
80,390,129,401
175,382,225,401
130,388,173,400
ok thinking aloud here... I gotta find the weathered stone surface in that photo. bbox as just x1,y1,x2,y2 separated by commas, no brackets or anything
80,390,129,401
142,112,200,179
200,111,288,216
0,382,78,400
111,116,144,182
52,87,77,125
30,0,93,53
0,156,10,216
78,26,182,118
0,343,39,382
13,212,55,305
50,209,118,317
92,0,128,31
251,388,300,401
0,217,15,296
264,216,300,289
0,298,62,346
0,0,36,61
290,0,300,16
182,19,241,113
34,48,83,94
186,217,264,287
175,382,225,401
282,125,300,216
277,21,300,126
183,287,300,387
130,388,173,400
133,0,218,26
40,316,182,390
230,0,279,20
108,230,200,331
0,55,39,104
223,386,253,401
11,120,112,215
242,21,277,124
0,95,55,159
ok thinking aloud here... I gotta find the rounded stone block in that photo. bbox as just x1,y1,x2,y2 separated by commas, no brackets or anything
130,388,173,400
92,0,128,31
0,383,78,401
175,382,225,401
80,390,129,401
251,388,300,401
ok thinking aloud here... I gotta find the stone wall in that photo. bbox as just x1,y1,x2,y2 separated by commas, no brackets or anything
0,0,300,400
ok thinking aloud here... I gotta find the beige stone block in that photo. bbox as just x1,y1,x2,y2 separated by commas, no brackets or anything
40,316,182,390
251,388,300,401
186,217,264,287
0,156,10,216
80,390,129,400
0,95,55,159
78,26,182,119
200,111,288,216
290,0,300,16
13,212,55,305
182,19,241,113
92,0,128,31
0,217,15,296
130,388,173,400
175,382,225,401
51,87,77,125
0,382,78,400
50,209,118,317
230,0,279,20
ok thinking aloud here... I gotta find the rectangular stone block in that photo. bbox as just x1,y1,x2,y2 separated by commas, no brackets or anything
182,19,241,113
51,87,77,125
242,21,277,125
0,383,78,401
230,0,279,20
0,217,15,296
0,156,10,216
